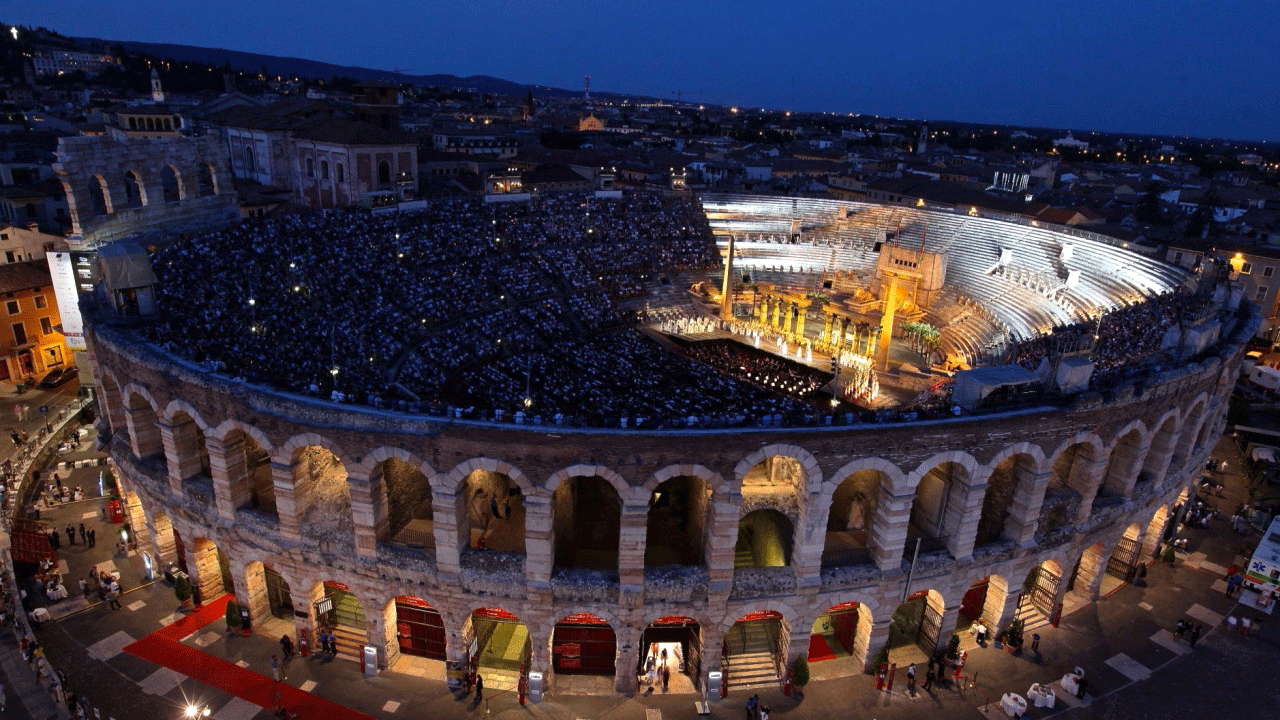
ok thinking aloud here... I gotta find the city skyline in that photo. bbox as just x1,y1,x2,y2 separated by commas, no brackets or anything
7,0,1280,143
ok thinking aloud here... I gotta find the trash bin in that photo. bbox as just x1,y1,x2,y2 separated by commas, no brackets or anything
528,671,544,703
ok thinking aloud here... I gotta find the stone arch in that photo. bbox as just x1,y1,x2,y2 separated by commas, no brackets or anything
552,470,623,572
161,164,184,203
89,173,111,216
887,588,947,653
1142,504,1171,560
976,451,1039,547
645,470,714,569
244,146,256,176
365,451,435,551
384,595,448,663
449,458,528,556
279,437,355,550
905,457,974,557
244,560,296,625
1178,394,1210,463
96,368,126,435
808,599,876,674
148,511,179,567
163,406,211,491
1141,411,1180,488
1039,434,1106,538
734,444,821,495
378,159,392,188
207,420,276,517
189,537,234,604
122,169,146,208
904,450,979,493
1100,420,1148,503
822,464,894,568
720,600,804,634
198,163,217,197
209,418,274,454
1072,541,1111,600
122,385,162,460
736,508,794,567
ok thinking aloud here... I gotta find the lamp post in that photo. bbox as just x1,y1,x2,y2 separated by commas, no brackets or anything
184,704,211,718
330,366,339,399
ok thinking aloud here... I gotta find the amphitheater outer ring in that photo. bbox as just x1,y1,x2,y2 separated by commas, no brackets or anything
87,289,1255,696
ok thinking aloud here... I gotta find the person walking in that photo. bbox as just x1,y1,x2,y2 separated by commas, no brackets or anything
78,523,86,543
65,524,75,546
270,655,282,682
87,528,96,548
9,430,18,447
906,662,916,693
662,664,670,692
105,586,121,610
1189,623,1202,647
280,634,294,662
922,667,935,691
475,673,484,701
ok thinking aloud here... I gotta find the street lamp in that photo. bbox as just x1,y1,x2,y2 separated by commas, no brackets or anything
184,704,211,718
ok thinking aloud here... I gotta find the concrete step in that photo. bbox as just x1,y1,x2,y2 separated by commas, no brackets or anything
481,667,521,692
328,625,368,664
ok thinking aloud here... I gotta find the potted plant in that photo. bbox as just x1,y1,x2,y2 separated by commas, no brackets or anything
791,656,810,697
1162,544,1177,567
872,644,889,672
174,573,193,609
225,600,242,634
1005,619,1024,655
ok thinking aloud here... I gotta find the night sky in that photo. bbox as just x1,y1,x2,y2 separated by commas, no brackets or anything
8,0,1279,142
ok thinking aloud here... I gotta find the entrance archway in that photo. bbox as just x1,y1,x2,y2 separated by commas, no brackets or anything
724,610,786,690
391,596,446,661
1106,524,1143,582
315,581,367,662
638,616,701,693
553,475,620,571
735,509,793,567
459,468,525,554
1020,560,1063,625
190,538,233,604
552,612,617,680
645,475,711,568
809,601,866,671
889,590,945,654
245,561,294,623
465,607,531,692
958,577,989,631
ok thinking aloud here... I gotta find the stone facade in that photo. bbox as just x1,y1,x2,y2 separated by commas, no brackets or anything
86,295,1255,696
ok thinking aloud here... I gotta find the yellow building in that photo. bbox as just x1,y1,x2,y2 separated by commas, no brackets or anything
0,261,69,384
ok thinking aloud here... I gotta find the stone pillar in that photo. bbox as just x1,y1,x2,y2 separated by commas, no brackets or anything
159,418,203,496
870,487,913,574
272,459,302,542
755,297,766,325
347,469,378,559
206,433,247,522
614,627,641,694
366,609,389,670
863,617,892,672
124,404,163,460
619,503,647,592
1107,440,1147,498
1075,547,1108,601
947,479,988,562
706,492,741,593
524,496,553,590
933,602,961,655
1070,455,1109,524
720,234,736,321
795,306,806,337
991,581,1023,636
875,277,899,371
433,484,463,584
821,315,833,344
1142,507,1169,561
1006,469,1054,548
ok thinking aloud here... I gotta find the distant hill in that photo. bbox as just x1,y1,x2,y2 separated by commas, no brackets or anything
73,37,641,101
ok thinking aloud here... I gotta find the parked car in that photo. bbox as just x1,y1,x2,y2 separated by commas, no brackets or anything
38,366,77,388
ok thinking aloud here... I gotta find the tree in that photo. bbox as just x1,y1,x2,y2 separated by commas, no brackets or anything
225,600,242,631
791,656,810,688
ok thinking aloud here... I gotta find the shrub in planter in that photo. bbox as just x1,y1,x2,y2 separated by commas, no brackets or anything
174,574,193,608
791,656,810,689
225,600,242,633
945,633,961,661
1005,619,1024,654
872,644,890,669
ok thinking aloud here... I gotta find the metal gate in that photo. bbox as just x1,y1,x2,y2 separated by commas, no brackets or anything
917,601,942,654
264,566,294,619
1106,536,1141,580
1029,565,1061,618
396,597,446,660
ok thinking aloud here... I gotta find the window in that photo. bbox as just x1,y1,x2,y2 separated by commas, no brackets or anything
321,161,329,180
34,296,46,309
336,164,345,182
1265,267,1275,278
3,251,13,264
5,300,17,315
11,323,25,346
306,157,315,178
1173,251,1183,264
39,317,52,335
1256,286,1269,302
1241,262,1253,274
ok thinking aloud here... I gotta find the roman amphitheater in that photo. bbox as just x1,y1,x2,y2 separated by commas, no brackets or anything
81,184,1256,698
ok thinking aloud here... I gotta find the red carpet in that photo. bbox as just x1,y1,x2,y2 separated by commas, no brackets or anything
124,594,373,720
807,633,835,662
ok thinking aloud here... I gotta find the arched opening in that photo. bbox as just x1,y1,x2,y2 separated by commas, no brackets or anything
150,512,178,568
725,610,787,687
293,445,353,549
124,392,162,461
1102,524,1144,594
244,146,256,175
889,590,946,656
89,174,110,216
638,616,702,693
1018,559,1063,626
458,468,525,554
735,509,793,567
389,596,447,667
374,457,434,552
305,157,314,178
1038,442,1094,541
190,537,234,604
378,160,392,188
645,475,711,568
908,462,968,556
1099,428,1144,505
553,475,620,572
976,454,1035,547
123,170,144,208
464,607,531,693
226,429,275,518
320,160,329,180
198,163,216,196
824,470,883,567
245,561,294,624
122,491,152,557
1141,417,1178,488
743,455,807,491
161,165,183,203
314,581,367,662
552,612,617,686
1143,505,1170,560
166,410,210,491
809,601,870,674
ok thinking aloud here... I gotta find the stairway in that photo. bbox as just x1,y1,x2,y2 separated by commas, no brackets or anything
481,666,521,692
330,624,367,664
724,623,781,691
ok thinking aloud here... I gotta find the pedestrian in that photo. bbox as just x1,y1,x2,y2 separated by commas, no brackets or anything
490,495,501,519
329,631,339,656
662,664,670,692
759,705,769,720
79,523,86,543
20,429,27,444
1031,632,1041,654
87,528,96,548
922,667,935,690
475,673,484,701
106,586,121,610
270,654,282,682
746,694,758,720
906,662,916,692
48,529,60,549
280,634,294,661
65,524,75,545
503,497,511,519
79,578,88,597
10,430,19,447
1175,619,1187,638
1189,623,1202,647
21,405,29,422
